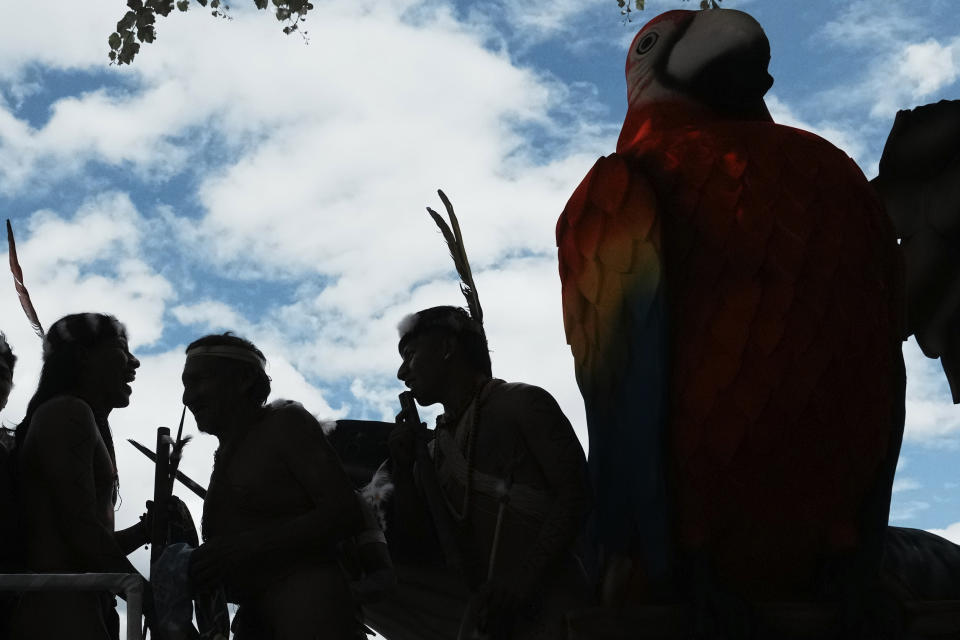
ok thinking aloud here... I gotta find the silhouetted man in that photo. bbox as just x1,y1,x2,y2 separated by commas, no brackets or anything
10,314,148,640
183,332,367,639
377,306,593,640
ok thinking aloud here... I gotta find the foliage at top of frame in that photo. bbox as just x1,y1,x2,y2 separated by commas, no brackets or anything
108,0,719,65
617,0,721,21
108,0,314,65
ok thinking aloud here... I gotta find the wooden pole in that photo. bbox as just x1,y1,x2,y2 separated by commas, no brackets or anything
150,427,171,566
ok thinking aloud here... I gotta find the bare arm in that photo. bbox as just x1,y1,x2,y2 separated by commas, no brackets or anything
115,520,148,555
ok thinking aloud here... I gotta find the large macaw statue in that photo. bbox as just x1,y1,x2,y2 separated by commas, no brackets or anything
556,8,906,604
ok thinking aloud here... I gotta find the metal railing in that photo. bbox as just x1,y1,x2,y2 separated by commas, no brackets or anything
0,572,145,640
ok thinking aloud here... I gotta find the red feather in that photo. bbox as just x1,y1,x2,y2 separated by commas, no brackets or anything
6,219,44,339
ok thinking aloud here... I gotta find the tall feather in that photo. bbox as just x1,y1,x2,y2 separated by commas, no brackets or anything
6,219,44,338
426,189,484,325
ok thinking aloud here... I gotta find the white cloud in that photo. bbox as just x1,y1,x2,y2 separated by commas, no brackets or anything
892,477,921,493
819,0,926,51
903,339,960,447
927,521,960,546
171,301,249,334
0,0,122,77
890,499,930,522
899,39,960,97
811,33,960,123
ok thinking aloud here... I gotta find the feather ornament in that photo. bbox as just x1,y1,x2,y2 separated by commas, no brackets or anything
6,219,44,338
426,190,484,325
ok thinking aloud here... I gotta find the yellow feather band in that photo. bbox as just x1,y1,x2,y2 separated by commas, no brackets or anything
185,345,266,369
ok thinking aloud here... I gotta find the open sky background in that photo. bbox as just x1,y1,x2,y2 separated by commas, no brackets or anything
1,0,959,634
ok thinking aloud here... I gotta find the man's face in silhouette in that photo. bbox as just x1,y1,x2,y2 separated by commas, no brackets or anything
397,330,451,406
81,335,139,409
182,356,246,437
0,360,11,412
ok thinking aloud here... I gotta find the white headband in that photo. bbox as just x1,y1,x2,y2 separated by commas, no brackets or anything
186,345,267,369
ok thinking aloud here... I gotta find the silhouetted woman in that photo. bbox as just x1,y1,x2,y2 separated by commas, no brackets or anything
9,313,148,640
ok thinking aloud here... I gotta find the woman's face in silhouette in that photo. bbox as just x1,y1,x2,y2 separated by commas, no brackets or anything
80,334,140,410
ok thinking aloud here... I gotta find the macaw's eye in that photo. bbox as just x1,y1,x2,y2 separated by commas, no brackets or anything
636,32,658,55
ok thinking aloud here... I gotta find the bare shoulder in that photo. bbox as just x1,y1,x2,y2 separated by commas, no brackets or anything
484,382,566,423
28,396,98,444
262,399,329,444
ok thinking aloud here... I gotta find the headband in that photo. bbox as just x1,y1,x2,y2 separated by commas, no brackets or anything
185,345,267,369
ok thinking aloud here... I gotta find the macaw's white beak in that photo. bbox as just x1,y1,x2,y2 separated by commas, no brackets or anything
665,8,773,114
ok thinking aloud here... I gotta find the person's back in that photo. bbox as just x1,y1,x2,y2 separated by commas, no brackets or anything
202,400,361,633
12,396,126,639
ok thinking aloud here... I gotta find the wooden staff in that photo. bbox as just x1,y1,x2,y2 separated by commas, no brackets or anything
150,426,173,565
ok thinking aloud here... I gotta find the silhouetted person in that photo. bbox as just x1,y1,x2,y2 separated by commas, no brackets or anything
375,306,593,640
0,332,13,413
0,332,18,636
183,332,367,639
9,313,148,640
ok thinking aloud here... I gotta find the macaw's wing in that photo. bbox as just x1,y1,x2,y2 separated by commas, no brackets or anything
872,99,960,402
556,153,670,580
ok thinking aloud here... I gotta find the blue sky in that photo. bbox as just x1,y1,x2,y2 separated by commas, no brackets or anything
1,0,959,622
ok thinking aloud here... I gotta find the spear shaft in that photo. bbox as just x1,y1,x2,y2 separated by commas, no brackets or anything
127,439,207,499
150,427,172,565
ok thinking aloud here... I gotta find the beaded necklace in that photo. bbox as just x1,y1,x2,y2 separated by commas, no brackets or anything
436,379,497,523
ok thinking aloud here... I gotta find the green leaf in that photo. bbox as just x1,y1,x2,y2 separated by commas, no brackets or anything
254,0,268,8
108,32,122,50
211,0,219,7
136,11,156,29
148,0,175,16
176,0,189,9
119,40,141,64
117,10,137,31
127,0,143,10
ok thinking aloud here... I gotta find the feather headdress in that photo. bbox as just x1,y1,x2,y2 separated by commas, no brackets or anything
426,190,483,326
6,219,44,339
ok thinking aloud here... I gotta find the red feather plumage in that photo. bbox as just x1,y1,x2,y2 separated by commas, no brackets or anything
6,219,44,339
